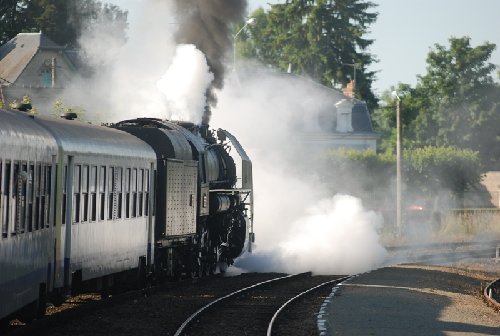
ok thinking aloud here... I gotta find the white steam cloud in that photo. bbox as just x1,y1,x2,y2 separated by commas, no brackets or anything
156,44,214,124
212,68,388,275
280,195,386,274
66,1,388,275
63,1,214,124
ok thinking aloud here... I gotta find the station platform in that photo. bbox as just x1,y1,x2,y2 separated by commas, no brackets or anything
323,265,500,336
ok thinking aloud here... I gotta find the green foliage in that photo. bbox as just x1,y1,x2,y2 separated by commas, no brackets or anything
52,97,85,118
8,95,37,113
320,149,394,208
0,0,128,47
239,0,379,109
403,146,481,199
371,83,421,153
374,37,500,169
320,146,481,205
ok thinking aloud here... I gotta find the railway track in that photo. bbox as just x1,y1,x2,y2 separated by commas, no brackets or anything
385,239,500,265
174,272,346,336
5,240,498,335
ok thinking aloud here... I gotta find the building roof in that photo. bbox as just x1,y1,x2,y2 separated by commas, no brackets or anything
0,32,66,85
352,102,374,133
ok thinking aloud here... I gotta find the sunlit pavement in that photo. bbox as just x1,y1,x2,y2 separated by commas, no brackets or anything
324,265,500,336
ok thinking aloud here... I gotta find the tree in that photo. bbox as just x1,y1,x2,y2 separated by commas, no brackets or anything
403,146,482,204
320,146,482,208
373,37,500,169
412,37,500,168
0,0,128,48
371,83,421,153
0,0,29,45
239,0,379,109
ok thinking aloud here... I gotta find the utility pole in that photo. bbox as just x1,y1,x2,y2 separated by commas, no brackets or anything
394,93,402,236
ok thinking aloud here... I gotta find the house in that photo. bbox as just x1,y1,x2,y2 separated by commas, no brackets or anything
0,32,78,111
288,74,378,151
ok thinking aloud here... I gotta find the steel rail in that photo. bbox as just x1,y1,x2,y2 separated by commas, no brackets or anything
173,272,311,336
266,275,352,336
385,239,500,252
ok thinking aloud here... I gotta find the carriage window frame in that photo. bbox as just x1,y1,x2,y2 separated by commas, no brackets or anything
145,169,150,216
108,167,114,220
82,164,89,223
13,161,25,235
125,168,131,219
116,167,122,219
90,165,97,222
62,165,67,225
0,160,4,238
99,166,106,221
2,161,12,237
138,168,144,217
44,164,51,228
34,163,41,231
73,164,81,224
131,168,137,218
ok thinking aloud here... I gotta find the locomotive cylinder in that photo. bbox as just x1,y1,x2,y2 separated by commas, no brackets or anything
210,195,232,213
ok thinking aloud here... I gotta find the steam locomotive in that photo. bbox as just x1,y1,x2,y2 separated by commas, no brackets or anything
0,107,253,322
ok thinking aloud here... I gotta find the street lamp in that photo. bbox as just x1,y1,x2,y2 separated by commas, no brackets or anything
392,91,402,236
233,17,256,71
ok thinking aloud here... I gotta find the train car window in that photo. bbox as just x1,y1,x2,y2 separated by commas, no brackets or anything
125,168,130,219
42,164,47,228
82,165,89,222
116,167,122,219
82,165,89,193
125,168,130,192
45,165,51,228
74,165,81,193
138,169,144,217
27,163,34,232
132,168,137,218
74,165,81,224
108,167,114,220
62,165,67,225
132,169,137,193
2,161,11,237
138,169,144,192
34,164,41,230
0,160,3,235
90,166,97,222
13,162,24,234
99,166,106,221
145,169,151,216
0,160,4,238
90,166,97,193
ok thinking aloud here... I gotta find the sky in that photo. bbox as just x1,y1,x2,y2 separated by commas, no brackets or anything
249,0,500,95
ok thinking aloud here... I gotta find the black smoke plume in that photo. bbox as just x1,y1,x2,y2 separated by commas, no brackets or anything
174,0,247,124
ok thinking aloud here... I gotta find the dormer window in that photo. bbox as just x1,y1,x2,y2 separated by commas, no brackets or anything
39,59,53,88
335,99,353,133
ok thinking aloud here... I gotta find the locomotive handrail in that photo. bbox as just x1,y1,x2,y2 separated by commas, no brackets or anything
209,188,252,193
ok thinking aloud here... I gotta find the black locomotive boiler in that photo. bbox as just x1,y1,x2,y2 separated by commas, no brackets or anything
113,118,254,278
0,108,253,322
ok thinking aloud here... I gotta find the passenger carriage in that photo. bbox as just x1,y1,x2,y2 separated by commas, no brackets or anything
0,109,58,320
0,109,157,320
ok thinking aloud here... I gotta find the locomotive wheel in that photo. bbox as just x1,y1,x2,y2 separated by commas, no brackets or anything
217,261,228,274
208,247,217,275
189,254,202,279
